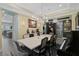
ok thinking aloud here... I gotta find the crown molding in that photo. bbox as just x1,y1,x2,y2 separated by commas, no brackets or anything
0,4,37,18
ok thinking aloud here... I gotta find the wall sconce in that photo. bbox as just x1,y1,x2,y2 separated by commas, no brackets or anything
53,19,58,23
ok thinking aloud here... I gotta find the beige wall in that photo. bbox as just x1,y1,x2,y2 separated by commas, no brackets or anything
18,15,44,39
71,13,77,30
18,15,28,39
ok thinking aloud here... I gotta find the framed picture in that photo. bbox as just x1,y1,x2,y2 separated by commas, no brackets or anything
75,12,79,29
63,19,71,32
28,19,37,28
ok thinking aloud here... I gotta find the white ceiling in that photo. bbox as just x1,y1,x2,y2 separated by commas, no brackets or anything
14,3,70,16
1,3,79,18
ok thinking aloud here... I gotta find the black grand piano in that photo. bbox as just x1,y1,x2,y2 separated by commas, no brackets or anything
57,31,79,56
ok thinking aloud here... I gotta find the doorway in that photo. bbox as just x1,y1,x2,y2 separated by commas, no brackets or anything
2,9,18,56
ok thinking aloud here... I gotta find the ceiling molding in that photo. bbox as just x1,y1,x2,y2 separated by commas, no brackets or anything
48,11,78,19
0,4,37,18
46,8,79,18
0,3,79,19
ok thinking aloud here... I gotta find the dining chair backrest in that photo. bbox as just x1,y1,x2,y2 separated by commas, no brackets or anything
14,41,23,52
14,41,20,49
41,37,48,49
50,35,54,43
13,41,28,56
8,40,20,56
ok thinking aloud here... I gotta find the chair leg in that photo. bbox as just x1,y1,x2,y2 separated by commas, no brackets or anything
50,47,52,56
47,47,51,56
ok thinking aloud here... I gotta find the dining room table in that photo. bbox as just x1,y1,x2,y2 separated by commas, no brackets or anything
17,34,52,50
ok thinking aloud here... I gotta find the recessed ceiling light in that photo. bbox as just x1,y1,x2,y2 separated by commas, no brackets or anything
59,4,62,7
